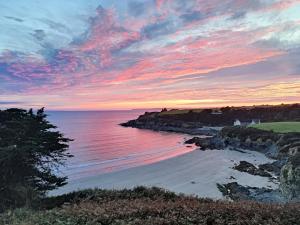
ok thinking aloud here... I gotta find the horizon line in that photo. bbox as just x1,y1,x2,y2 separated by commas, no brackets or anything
1,102,299,112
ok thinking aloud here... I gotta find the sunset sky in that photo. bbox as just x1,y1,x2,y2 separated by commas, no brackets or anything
0,0,300,110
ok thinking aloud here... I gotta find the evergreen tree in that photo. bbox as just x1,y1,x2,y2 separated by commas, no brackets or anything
0,108,72,211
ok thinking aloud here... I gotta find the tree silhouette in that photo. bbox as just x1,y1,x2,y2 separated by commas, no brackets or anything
0,108,73,211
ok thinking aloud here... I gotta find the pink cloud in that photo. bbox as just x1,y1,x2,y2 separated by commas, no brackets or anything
1,1,300,109
113,28,283,84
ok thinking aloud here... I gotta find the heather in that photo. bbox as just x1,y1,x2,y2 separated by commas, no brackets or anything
1,187,299,225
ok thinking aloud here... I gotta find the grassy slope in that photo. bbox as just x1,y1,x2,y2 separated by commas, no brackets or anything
159,109,204,115
250,122,300,133
1,187,300,225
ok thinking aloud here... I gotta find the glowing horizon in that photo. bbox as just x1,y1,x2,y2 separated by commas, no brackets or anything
1,0,300,110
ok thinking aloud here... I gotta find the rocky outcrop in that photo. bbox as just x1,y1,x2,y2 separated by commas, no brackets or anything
280,151,300,201
217,182,285,203
217,182,252,201
184,136,225,150
121,118,220,135
221,127,281,158
233,161,272,177
220,126,300,201
259,160,285,176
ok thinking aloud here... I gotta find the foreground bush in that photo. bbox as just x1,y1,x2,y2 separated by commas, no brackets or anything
1,187,299,225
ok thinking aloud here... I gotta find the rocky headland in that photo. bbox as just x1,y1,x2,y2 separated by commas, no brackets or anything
121,112,221,135
121,104,300,131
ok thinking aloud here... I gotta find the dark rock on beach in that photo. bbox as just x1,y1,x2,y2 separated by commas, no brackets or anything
217,182,251,201
259,160,285,176
233,161,272,177
217,182,285,203
184,136,225,150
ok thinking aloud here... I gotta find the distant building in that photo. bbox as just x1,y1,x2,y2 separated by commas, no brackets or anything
250,119,261,125
234,119,261,126
211,109,223,115
234,119,241,126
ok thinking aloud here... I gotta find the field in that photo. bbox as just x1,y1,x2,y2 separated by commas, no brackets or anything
159,109,204,115
250,122,300,133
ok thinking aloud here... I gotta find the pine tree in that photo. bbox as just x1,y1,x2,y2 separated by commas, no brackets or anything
0,108,72,211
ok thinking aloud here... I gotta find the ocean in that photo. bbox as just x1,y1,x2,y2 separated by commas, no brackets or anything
48,110,193,181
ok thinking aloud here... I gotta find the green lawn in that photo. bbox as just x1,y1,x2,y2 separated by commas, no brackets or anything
250,122,300,133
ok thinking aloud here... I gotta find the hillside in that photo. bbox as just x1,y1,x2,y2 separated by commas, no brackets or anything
121,104,300,134
1,187,300,225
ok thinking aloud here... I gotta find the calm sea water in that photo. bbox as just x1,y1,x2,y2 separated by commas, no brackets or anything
48,111,193,181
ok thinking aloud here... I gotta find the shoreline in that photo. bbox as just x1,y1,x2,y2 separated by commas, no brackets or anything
51,148,276,199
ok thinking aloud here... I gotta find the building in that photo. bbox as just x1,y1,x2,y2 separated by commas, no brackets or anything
234,119,260,126
234,119,241,126
250,119,261,125
211,109,223,115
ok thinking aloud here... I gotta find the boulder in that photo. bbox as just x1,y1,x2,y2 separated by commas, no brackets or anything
217,182,251,201
233,161,272,177
259,160,285,176
184,136,225,150
217,182,284,202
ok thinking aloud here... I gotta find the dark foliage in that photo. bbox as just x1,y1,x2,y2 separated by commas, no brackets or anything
0,108,72,211
137,104,300,127
221,126,279,142
221,126,300,149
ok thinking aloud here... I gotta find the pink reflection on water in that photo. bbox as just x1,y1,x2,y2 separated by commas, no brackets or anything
48,110,194,181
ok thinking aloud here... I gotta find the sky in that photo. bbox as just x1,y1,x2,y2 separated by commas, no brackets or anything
0,0,300,110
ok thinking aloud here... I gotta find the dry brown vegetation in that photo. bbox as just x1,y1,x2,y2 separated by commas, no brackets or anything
1,187,299,225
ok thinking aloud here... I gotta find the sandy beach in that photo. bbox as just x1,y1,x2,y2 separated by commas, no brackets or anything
52,148,277,199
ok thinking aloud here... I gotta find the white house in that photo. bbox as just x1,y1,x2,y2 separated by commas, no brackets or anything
211,109,223,115
250,119,261,125
234,119,241,126
234,119,261,126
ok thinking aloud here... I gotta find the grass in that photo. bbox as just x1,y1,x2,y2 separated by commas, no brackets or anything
250,122,300,133
159,109,203,115
1,187,300,225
